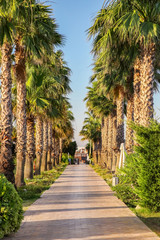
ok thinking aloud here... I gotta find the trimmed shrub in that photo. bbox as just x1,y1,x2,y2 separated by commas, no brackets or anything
113,153,139,207
132,121,160,211
0,175,23,239
113,184,138,208
115,121,160,211
61,153,69,163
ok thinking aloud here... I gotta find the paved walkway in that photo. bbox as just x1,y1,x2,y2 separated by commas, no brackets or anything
6,165,159,240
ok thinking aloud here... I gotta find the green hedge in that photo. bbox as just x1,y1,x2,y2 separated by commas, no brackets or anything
0,175,23,239
115,121,160,212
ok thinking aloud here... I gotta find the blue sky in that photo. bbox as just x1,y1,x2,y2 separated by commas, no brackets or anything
47,0,160,147
48,0,105,147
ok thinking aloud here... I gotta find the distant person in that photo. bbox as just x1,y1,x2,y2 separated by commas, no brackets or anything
68,158,71,165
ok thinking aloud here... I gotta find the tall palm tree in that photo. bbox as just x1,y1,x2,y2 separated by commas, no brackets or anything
15,1,63,186
113,0,160,125
0,0,17,183
80,112,101,161
87,4,133,166
54,105,74,163
84,81,115,167
24,65,51,178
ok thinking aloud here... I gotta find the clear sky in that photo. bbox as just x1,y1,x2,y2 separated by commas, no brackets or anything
47,0,105,147
46,0,160,147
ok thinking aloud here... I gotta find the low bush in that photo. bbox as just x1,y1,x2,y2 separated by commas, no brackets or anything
113,184,138,208
131,121,160,212
115,121,160,211
0,175,23,239
61,153,69,163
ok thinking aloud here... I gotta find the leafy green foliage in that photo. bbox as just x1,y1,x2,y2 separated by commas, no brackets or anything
80,111,101,142
0,175,23,239
61,153,69,163
113,184,139,208
116,121,160,211
131,121,160,211
63,141,78,156
113,153,139,207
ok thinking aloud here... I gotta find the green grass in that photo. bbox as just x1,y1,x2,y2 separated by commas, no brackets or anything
18,163,67,211
132,208,160,237
91,164,113,185
91,164,160,237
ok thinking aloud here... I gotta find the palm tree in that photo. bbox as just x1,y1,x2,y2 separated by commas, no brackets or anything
0,0,17,183
87,4,133,166
54,105,74,163
80,112,101,161
113,0,160,125
24,65,50,178
85,81,115,167
15,1,63,187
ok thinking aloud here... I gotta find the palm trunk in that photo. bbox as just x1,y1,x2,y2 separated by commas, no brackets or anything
59,138,63,163
24,116,35,179
92,141,95,164
108,114,113,170
0,43,15,183
47,121,52,170
116,88,124,168
112,108,117,172
15,39,27,187
133,57,141,124
101,117,108,167
104,117,109,167
98,134,102,165
52,129,56,167
140,45,154,126
126,95,134,154
35,116,43,175
55,138,60,165
41,120,48,172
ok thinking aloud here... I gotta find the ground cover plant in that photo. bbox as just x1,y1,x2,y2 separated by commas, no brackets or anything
18,163,67,211
0,175,23,239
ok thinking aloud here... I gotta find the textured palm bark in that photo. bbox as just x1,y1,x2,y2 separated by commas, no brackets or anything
126,95,134,154
93,140,101,164
24,116,35,179
0,43,15,183
59,138,63,164
101,117,108,167
108,114,113,170
35,116,43,175
52,129,56,167
92,142,96,164
41,120,48,172
100,118,105,166
112,109,117,172
133,57,141,124
47,121,52,170
140,45,154,126
116,89,124,168
98,135,102,165
15,40,27,187
104,117,109,166
54,138,60,165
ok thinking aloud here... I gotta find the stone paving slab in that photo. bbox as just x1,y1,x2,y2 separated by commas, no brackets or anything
5,165,159,240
